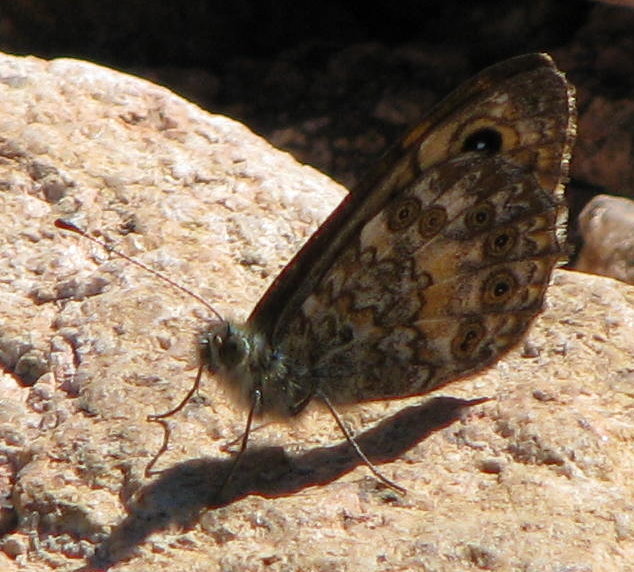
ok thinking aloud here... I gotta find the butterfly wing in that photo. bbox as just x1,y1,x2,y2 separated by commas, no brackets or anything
247,53,576,406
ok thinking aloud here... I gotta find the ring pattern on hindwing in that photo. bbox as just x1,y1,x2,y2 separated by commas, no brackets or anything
214,54,576,419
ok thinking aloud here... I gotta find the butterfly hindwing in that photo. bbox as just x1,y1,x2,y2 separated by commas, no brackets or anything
248,53,575,407
207,53,575,418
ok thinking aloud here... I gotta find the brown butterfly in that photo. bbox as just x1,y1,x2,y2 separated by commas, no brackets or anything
58,52,576,493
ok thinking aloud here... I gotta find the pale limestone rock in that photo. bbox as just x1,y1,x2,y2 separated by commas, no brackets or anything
0,52,633,571
577,194,634,284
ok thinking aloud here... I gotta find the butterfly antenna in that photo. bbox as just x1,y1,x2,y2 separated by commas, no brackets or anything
56,218,226,474
54,218,224,322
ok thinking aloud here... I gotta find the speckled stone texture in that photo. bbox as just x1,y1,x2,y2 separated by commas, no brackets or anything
0,53,633,571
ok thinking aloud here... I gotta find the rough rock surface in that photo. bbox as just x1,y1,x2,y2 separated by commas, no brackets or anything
0,53,633,571
576,194,634,284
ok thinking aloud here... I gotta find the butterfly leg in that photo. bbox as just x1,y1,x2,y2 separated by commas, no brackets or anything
213,392,258,500
148,362,206,422
144,363,206,476
220,421,274,453
318,392,407,495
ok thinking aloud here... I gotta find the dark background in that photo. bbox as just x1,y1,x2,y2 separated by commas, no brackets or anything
1,0,632,239
0,1,587,68
0,1,592,181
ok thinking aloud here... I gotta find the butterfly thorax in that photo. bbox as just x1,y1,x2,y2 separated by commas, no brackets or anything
200,321,314,419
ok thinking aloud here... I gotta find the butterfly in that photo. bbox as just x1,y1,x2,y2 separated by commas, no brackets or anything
57,52,576,493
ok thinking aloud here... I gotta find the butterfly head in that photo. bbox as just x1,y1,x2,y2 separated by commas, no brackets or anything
202,320,248,374
199,320,313,419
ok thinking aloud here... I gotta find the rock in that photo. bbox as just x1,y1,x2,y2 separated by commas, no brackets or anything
1,52,633,571
571,95,634,199
556,4,634,201
576,194,634,284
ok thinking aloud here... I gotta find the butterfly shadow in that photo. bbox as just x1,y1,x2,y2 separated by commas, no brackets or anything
83,395,487,570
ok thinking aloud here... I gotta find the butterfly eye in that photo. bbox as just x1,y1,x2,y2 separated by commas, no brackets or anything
482,270,518,306
452,321,486,359
387,197,422,231
461,127,503,154
465,202,495,232
217,333,247,368
485,227,518,257
419,205,448,238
